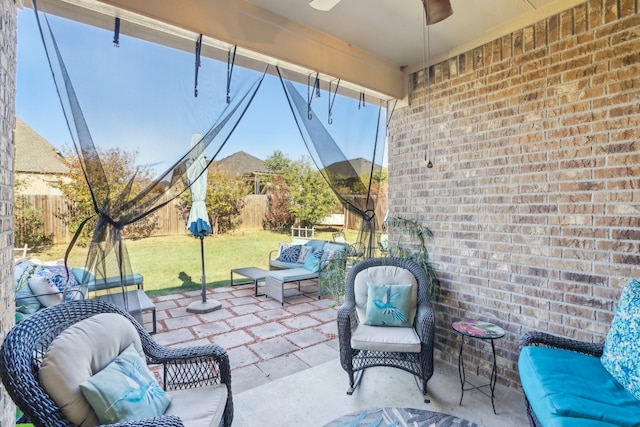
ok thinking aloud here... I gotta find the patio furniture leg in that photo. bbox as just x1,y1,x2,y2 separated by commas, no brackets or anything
347,370,363,395
421,379,430,403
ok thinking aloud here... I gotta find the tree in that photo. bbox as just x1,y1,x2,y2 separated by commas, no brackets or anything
54,147,159,246
179,165,250,236
263,175,294,232
264,151,340,228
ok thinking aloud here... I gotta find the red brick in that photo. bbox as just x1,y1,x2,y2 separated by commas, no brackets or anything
388,0,640,396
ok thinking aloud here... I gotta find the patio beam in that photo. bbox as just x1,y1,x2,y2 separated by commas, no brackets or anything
38,0,404,101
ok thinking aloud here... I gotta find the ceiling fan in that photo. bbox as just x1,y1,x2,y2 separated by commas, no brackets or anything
308,0,453,25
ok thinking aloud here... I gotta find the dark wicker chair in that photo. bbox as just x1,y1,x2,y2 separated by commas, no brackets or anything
337,257,435,403
0,299,233,427
519,331,604,427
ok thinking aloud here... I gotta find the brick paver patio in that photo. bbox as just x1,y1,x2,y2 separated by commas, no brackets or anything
148,279,340,393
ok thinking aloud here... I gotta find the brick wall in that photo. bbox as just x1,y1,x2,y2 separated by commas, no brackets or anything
0,0,16,423
388,0,640,389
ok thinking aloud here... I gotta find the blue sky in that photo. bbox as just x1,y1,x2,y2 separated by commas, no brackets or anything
17,8,386,173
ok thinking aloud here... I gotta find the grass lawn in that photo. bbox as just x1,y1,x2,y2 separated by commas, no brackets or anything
30,228,358,296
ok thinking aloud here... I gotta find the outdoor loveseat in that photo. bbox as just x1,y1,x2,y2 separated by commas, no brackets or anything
1,299,233,427
265,239,351,304
518,278,640,427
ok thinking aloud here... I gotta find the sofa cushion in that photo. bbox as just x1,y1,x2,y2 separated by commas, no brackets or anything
36,265,79,294
29,274,63,307
351,323,421,353
601,278,640,400
297,245,314,263
277,245,301,263
267,267,319,283
80,343,171,424
303,249,324,273
519,346,640,427
14,260,41,314
165,385,228,427
39,313,144,426
322,242,347,252
306,239,326,252
269,260,303,270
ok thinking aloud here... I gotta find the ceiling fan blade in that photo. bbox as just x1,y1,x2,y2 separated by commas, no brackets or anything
309,0,342,11
423,0,453,25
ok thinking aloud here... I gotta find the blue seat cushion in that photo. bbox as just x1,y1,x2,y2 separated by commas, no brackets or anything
267,268,318,283
269,260,302,270
519,346,640,427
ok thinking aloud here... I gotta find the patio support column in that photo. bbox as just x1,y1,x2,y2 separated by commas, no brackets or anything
0,0,18,424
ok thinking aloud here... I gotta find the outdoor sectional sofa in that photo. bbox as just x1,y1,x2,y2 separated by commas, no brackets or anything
265,239,349,304
518,278,640,427
14,258,155,333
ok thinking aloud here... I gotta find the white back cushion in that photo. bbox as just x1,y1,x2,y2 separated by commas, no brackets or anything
353,265,418,326
39,313,143,426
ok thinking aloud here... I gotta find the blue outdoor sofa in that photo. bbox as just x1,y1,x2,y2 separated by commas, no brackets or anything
518,279,640,427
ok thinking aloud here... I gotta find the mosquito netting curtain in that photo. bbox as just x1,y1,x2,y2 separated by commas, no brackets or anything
278,70,388,257
28,0,387,313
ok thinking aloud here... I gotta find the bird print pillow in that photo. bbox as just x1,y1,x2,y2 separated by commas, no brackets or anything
364,282,413,327
80,344,171,424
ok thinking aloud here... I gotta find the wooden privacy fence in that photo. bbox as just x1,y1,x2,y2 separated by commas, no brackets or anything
17,193,385,244
16,193,270,244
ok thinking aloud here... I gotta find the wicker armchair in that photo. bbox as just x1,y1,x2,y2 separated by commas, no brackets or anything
0,299,233,427
519,331,604,427
337,257,435,403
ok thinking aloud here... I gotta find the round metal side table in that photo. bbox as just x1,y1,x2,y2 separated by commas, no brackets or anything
451,319,505,415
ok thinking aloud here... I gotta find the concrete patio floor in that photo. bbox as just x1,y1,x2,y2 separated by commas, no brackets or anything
144,279,529,426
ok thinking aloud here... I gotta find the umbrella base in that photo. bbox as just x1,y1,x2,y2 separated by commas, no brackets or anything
187,299,222,313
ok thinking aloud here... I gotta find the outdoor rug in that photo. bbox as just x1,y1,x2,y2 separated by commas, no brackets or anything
324,407,483,427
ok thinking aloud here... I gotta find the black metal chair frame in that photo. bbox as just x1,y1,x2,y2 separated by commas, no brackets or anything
337,257,435,403
519,331,604,427
1,299,233,427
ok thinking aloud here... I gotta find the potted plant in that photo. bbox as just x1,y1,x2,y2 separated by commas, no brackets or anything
386,217,440,299
318,249,349,306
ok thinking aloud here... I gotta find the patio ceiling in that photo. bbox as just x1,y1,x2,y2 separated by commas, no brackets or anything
28,0,587,100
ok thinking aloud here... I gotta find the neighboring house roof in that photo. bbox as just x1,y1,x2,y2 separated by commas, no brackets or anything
213,151,268,175
15,118,69,174
325,157,382,177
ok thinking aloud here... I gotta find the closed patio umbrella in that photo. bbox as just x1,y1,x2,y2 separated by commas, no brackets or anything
186,133,221,313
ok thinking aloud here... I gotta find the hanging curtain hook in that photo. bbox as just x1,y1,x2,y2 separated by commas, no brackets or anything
194,34,203,97
386,99,398,135
328,78,340,125
113,17,120,47
307,72,320,120
226,45,237,104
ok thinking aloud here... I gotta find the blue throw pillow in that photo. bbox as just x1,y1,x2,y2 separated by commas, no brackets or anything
601,278,640,399
364,283,413,327
277,245,301,263
36,265,82,302
80,344,171,424
303,249,324,273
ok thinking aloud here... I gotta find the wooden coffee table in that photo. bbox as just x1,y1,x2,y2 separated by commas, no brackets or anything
230,267,269,297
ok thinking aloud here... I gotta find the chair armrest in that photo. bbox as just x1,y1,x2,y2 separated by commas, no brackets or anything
268,249,279,263
520,331,604,357
337,302,358,369
145,343,232,390
415,300,436,344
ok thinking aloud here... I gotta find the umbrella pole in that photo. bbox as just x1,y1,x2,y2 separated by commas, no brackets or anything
187,234,222,313
200,235,206,303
